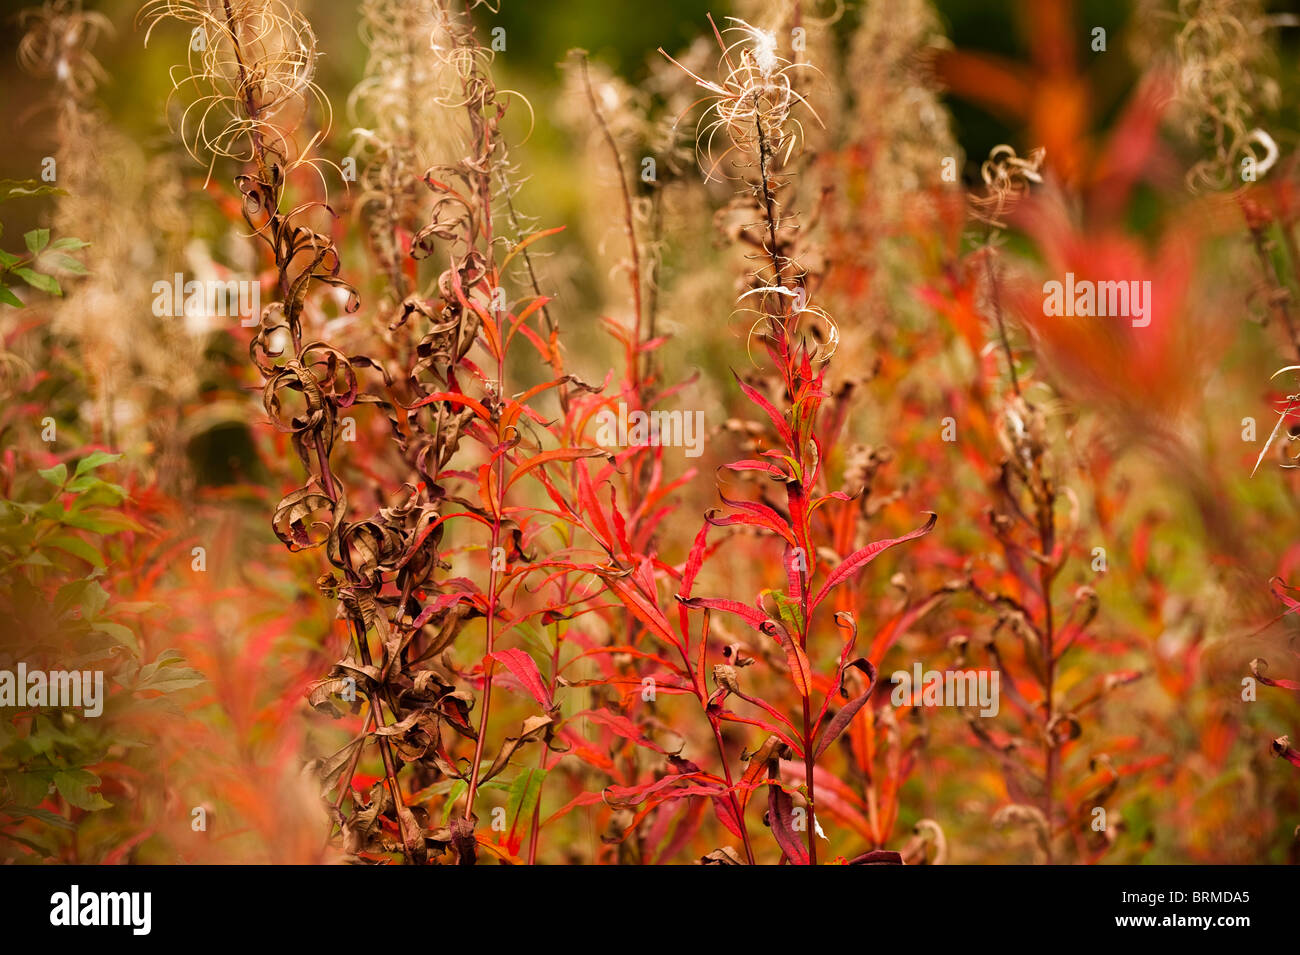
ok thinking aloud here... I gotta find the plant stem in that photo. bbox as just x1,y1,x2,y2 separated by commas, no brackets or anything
1040,558,1056,865
802,695,818,865
708,722,758,865
1244,208,1300,363
674,636,758,864
984,238,1021,396
352,617,417,863
578,54,645,388
463,358,505,823
525,626,564,865
754,105,784,289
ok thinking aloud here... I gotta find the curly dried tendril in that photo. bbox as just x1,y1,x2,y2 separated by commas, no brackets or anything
1173,0,1281,193
664,16,836,362
969,144,1045,230
139,0,336,185
18,0,113,101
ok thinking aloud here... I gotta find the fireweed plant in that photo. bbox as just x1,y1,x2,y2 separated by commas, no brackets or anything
51,0,1287,865
1169,1,1300,780
532,14,951,865
945,144,1150,864
18,0,199,461
137,1,944,865
638,17,939,866
138,0,616,864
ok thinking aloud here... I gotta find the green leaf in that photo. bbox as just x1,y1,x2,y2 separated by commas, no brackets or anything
89,621,138,654
139,674,206,695
113,601,162,615
5,805,77,831
54,579,111,620
65,475,103,493
137,648,183,678
53,769,112,811
0,285,21,308
0,248,21,267
74,452,121,476
43,534,104,568
74,482,125,506
439,776,511,824
61,509,146,535
14,268,60,296
3,770,52,807
0,179,67,202
442,780,469,824
37,463,67,486
135,650,205,694
48,237,89,251
24,229,50,254
765,589,807,637
505,767,546,833
46,253,87,275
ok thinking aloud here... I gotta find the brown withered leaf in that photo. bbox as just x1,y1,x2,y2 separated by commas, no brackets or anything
396,799,426,864
698,846,746,865
479,714,553,784
372,709,442,762
308,677,360,719
304,734,366,797
739,735,790,809
713,663,740,695
339,518,405,588
992,803,1051,862
450,816,477,866
342,781,392,856
272,482,345,554
899,819,947,865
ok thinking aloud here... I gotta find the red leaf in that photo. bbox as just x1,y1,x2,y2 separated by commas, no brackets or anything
606,576,681,650
507,447,609,491
677,594,768,631
405,390,492,422
813,659,878,759
712,792,746,841
811,513,936,609
847,849,904,865
489,648,552,709
603,772,713,808
764,620,812,698
1252,658,1300,692
679,521,710,599
573,709,669,754
734,371,794,448
767,781,810,865
501,225,565,271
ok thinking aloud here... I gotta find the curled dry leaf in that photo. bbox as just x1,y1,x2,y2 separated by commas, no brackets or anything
698,846,746,865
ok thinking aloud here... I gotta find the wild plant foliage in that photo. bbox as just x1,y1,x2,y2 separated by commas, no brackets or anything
1,0,1299,866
